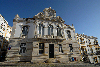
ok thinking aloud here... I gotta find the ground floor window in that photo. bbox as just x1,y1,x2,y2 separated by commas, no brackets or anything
20,43,26,53
69,44,73,52
58,44,63,53
39,43,44,54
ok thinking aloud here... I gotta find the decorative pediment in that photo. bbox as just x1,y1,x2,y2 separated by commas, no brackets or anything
34,7,65,23
34,12,44,18
43,7,56,17
56,16,65,22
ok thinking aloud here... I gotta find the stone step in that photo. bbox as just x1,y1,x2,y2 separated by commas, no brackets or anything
8,49,19,51
7,54,21,57
45,58,60,63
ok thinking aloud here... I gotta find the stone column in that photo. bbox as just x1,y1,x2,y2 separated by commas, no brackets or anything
53,28,57,36
44,43,49,59
37,25,39,34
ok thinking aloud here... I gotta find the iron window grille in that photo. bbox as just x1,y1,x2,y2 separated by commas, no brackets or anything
20,43,26,53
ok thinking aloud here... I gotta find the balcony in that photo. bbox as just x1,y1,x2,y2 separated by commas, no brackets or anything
34,34,65,40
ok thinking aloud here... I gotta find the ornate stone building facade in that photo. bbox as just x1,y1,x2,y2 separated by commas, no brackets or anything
6,7,80,63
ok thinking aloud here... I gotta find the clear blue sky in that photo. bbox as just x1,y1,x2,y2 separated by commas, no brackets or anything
0,0,100,44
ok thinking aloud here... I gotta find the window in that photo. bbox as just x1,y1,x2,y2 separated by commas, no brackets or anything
81,48,84,51
20,43,26,53
86,41,87,43
51,25,53,35
48,25,50,35
42,26,44,36
88,39,91,44
96,48,97,50
39,24,44,36
67,30,71,38
82,39,84,43
1,26,2,29
22,26,28,36
69,44,73,52
39,24,41,34
4,27,5,30
39,43,44,54
58,44,63,53
96,41,98,45
80,38,82,44
57,26,61,36
48,25,53,35
91,48,93,53
94,40,98,45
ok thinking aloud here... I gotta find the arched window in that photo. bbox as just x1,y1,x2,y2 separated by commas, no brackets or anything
67,30,71,38
42,25,44,36
39,24,41,34
57,26,61,36
48,25,53,35
22,26,28,36
48,25,50,35
39,24,44,36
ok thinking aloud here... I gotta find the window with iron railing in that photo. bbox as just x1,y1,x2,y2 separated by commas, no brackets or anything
67,30,71,38
39,43,44,54
22,26,28,36
69,44,73,52
20,43,26,53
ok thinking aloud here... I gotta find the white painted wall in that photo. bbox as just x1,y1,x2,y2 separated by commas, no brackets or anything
28,23,35,38
14,23,22,37
64,27,76,40
14,20,35,38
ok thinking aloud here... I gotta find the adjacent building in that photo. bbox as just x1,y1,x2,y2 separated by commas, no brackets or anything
76,33,100,64
0,14,12,60
6,7,81,63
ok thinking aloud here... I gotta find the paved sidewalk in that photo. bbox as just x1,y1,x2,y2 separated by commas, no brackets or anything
0,62,99,67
